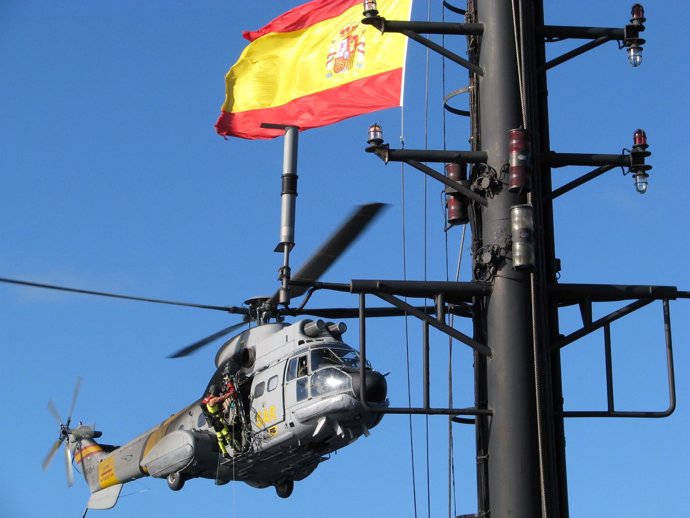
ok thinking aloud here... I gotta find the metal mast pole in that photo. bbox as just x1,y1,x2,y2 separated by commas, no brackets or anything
475,1,541,516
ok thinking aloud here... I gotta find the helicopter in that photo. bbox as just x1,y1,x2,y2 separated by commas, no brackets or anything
30,203,393,512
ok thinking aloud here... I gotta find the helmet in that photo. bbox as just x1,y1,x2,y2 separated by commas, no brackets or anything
208,384,218,396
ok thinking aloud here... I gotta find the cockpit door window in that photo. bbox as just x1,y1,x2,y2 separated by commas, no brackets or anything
285,353,310,402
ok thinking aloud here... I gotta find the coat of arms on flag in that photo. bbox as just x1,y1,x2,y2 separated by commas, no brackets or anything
326,23,365,77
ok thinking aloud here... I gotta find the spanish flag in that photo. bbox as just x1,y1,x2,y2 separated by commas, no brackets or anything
215,0,411,140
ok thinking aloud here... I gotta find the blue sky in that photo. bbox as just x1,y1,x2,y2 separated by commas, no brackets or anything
1,1,688,517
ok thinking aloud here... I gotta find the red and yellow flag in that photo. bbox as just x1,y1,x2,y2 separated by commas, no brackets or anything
215,0,411,140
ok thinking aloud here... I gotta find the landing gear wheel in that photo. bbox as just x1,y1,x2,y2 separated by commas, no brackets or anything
167,471,186,491
275,479,294,498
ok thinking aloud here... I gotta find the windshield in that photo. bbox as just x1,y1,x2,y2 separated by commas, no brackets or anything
310,347,370,371
310,367,353,398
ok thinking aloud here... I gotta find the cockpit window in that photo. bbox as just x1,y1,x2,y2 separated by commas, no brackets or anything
310,347,370,372
286,354,309,382
286,357,298,382
311,348,342,371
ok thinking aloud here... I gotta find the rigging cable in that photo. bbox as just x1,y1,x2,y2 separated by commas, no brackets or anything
400,71,420,518
441,2,454,514
511,0,528,129
441,3,454,517
442,187,469,518
441,0,473,515
422,0,433,515
513,1,548,515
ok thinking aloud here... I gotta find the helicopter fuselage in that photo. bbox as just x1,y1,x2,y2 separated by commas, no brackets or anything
72,319,388,503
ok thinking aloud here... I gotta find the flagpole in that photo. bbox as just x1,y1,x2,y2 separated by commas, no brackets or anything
263,123,299,307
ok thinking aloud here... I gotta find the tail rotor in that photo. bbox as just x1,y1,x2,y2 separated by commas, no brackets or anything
43,376,82,487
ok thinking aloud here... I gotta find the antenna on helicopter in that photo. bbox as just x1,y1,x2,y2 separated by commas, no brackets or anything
262,123,299,309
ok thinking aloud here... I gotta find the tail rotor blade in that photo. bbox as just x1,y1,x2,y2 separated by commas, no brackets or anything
65,443,74,487
47,400,62,426
42,438,63,471
65,376,82,428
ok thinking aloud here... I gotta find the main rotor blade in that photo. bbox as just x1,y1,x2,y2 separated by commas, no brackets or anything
270,203,387,304
167,321,247,359
0,277,242,313
42,438,63,471
65,376,82,429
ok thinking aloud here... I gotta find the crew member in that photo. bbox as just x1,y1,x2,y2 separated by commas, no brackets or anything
202,384,234,457
221,375,245,451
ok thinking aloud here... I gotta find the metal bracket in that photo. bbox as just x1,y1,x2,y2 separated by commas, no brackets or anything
556,299,677,418
356,293,493,418
361,16,484,75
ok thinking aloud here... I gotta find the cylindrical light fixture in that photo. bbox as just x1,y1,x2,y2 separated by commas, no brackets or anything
631,3,645,25
627,4,645,67
633,170,649,194
630,128,651,194
367,123,383,146
363,1,379,18
511,204,535,270
633,128,648,149
445,162,469,226
508,129,532,193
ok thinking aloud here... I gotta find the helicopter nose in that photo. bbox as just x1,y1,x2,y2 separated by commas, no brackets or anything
352,370,387,403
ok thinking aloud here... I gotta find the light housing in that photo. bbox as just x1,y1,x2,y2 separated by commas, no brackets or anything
629,128,652,194
445,162,470,226
511,204,535,270
625,4,646,67
633,170,649,194
363,0,379,18
633,128,648,149
631,3,645,25
367,123,383,146
508,128,532,193
628,45,643,67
